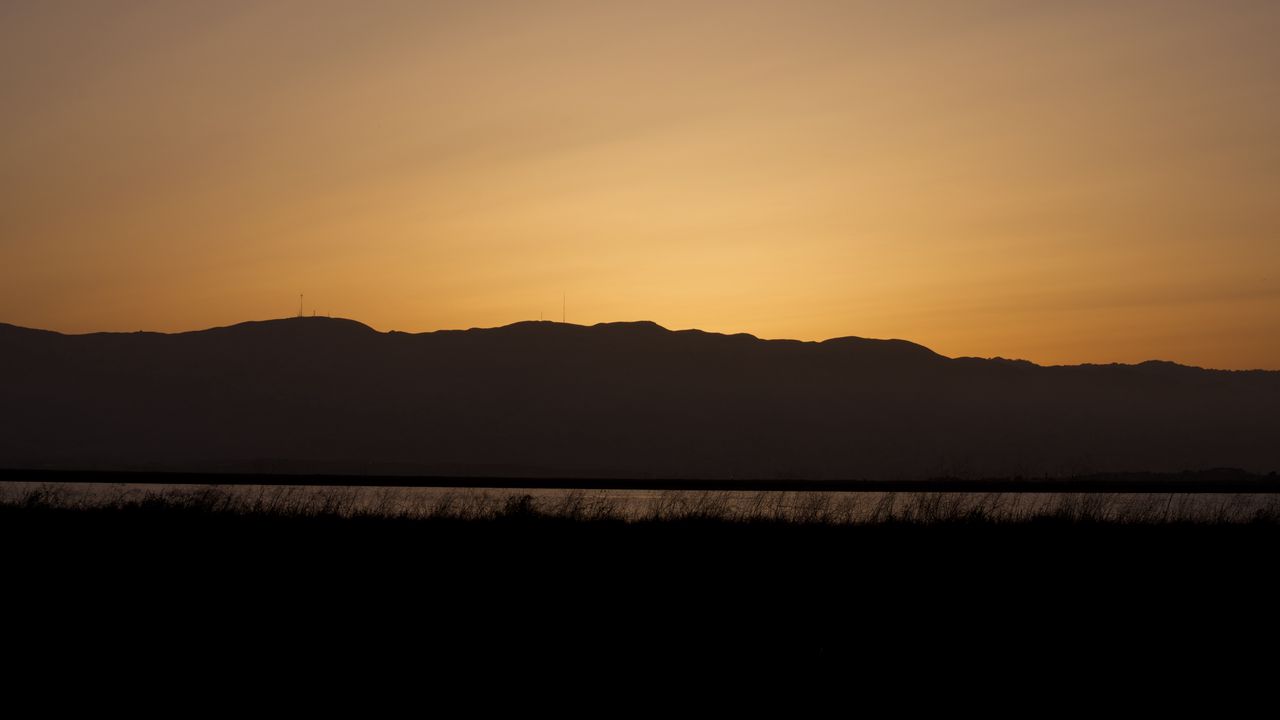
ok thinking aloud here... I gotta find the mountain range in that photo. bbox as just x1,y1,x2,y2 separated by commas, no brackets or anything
2,317,1276,478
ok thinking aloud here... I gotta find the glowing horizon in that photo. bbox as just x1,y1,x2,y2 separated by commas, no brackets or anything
3,1,1278,369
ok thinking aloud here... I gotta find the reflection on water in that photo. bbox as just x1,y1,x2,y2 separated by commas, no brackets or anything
4,482,1280,524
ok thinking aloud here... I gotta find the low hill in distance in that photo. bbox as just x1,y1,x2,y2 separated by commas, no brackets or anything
2,317,1277,479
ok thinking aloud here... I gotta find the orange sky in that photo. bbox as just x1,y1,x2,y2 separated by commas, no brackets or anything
2,1,1278,368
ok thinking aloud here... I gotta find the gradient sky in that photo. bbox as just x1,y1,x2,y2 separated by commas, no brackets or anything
2,1,1278,368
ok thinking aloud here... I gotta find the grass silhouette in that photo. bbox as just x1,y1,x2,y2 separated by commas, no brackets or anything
7,480,1280,666
6,482,1279,525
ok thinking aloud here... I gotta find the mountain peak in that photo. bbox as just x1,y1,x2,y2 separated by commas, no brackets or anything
819,335,945,361
200,316,379,337
591,320,669,332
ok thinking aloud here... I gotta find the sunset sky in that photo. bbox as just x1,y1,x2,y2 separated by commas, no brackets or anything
2,1,1278,368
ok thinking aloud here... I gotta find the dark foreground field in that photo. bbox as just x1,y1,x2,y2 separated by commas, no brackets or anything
7,482,1280,675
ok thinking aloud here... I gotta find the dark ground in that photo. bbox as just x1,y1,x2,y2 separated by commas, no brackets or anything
7,499,1279,677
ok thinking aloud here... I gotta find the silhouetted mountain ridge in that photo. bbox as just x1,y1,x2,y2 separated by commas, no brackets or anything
0,317,1234,370
2,316,1276,478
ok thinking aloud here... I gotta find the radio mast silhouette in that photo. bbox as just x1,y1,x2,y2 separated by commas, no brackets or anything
298,293,304,318
562,293,565,323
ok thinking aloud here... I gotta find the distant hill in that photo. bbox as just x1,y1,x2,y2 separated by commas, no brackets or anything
1,317,1277,479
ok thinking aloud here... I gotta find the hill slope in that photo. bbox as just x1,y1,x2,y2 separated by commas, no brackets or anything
2,317,1277,478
